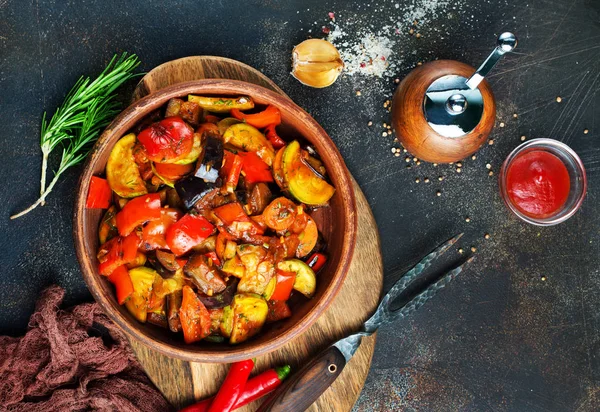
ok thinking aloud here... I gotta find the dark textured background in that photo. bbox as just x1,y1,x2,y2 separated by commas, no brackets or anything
1,0,599,410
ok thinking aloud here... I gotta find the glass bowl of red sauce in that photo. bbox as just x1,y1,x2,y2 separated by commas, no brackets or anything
499,138,587,226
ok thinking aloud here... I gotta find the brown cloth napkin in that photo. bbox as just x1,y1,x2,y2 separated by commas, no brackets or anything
0,285,173,412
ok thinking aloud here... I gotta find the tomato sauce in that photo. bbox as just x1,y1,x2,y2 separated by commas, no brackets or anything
506,150,570,218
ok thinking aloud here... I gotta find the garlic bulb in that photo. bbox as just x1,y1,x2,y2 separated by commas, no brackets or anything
292,39,344,88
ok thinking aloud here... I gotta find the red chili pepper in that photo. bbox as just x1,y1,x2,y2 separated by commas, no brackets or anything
206,359,255,412
98,232,140,276
220,151,243,192
165,213,215,256
269,269,296,301
107,265,133,304
264,124,286,149
307,252,327,272
204,251,221,267
86,176,113,209
179,365,291,412
138,116,194,163
115,193,162,236
230,105,281,129
239,151,274,184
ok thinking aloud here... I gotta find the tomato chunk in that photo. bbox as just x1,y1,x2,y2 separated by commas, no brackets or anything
140,208,182,251
179,285,211,344
86,176,113,209
220,150,243,192
307,252,327,272
239,151,274,184
116,193,162,236
165,213,215,256
137,116,194,163
213,202,264,236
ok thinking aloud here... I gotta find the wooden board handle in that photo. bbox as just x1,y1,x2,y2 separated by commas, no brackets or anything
256,346,347,412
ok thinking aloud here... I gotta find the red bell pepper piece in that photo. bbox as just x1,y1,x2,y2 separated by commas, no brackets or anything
153,162,194,181
213,202,264,236
138,116,194,163
107,265,134,304
116,193,162,236
204,251,221,267
220,151,243,192
179,365,291,412
230,105,281,129
264,124,286,149
86,176,113,209
207,359,255,412
307,252,327,272
98,232,140,276
179,285,211,344
166,213,215,256
239,151,274,184
269,269,296,301
140,208,182,251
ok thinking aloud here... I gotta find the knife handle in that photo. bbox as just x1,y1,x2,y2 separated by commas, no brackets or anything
256,346,347,412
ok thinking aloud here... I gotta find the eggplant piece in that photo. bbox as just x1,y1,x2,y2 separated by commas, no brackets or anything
156,250,180,272
248,183,272,214
183,254,227,295
204,335,225,343
146,251,176,279
175,175,219,209
235,189,248,205
166,290,183,333
197,278,239,309
147,312,168,329
165,98,183,117
179,101,202,126
195,136,223,183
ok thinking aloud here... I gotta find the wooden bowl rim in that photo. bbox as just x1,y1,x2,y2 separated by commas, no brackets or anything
73,79,357,362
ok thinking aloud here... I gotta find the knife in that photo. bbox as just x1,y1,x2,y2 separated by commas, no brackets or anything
257,233,470,412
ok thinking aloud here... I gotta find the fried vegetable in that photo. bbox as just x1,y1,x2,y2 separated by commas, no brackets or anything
262,197,297,231
156,250,180,272
124,267,157,323
222,255,246,278
192,234,217,254
282,140,334,205
151,162,194,187
195,136,223,183
180,285,211,344
217,117,241,135
208,308,224,334
248,183,272,215
179,101,202,126
263,277,276,300
147,251,176,278
165,98,183,117
223,123,275,166
277,259,316,298
161,130,203,165
99,205,118,244
175,175,218,209
147,311,168,329
188,95,254,113
296,216,318,258
125,252,147,269
272,147,287,189
266,300,292,323
197,278,239,309
220,305,234,337
167,289,183,332
184,254,227,295
230,293,268,344
106,133,148,198
237,244,274,295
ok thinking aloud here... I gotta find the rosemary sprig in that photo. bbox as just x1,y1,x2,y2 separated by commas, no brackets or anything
11,53,141,219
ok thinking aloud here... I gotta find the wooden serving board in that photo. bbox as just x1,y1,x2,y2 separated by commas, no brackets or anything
129,56,383,411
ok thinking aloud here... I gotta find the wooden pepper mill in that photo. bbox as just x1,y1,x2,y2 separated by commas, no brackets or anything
392,33,517,163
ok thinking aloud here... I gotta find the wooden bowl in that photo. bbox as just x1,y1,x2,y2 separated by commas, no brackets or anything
73,80,357,362
391,60,496,163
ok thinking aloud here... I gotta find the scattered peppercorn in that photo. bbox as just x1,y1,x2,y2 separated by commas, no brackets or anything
394,78,400,84
556,96,562,102
541,275,547,281
513,113,518,118
489,139,494,145
438,176,444,181
471,155,477,160
415,178,420,183
457,162,463,167
456,167,462,173
416,33,421,38
424,177,430,183
433,163,438,167
521,135,526,141
368,121,373,126
382,132,388,137
436,190,441,197
484,233,490,240
486,163,492,169
488,171,494,176
584,129,589,134
391,148,396,153
416,161,421,165
409,28,414,35
394,152,400,157
465,217,471,223
471,246,477,252
458,248,464,254
499,122,505,128
356,90,362,96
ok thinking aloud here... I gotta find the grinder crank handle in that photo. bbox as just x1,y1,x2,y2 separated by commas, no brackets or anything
466,32,517,90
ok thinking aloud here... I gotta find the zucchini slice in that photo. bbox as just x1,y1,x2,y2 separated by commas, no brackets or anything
188,95,254,113
282,140,334,206
106,133,148,198
229,293,268,344
222,123,275,166
296,216,318,258
160,131,203,165
217,117,241,135
277,259,316,298
124,267,157,323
